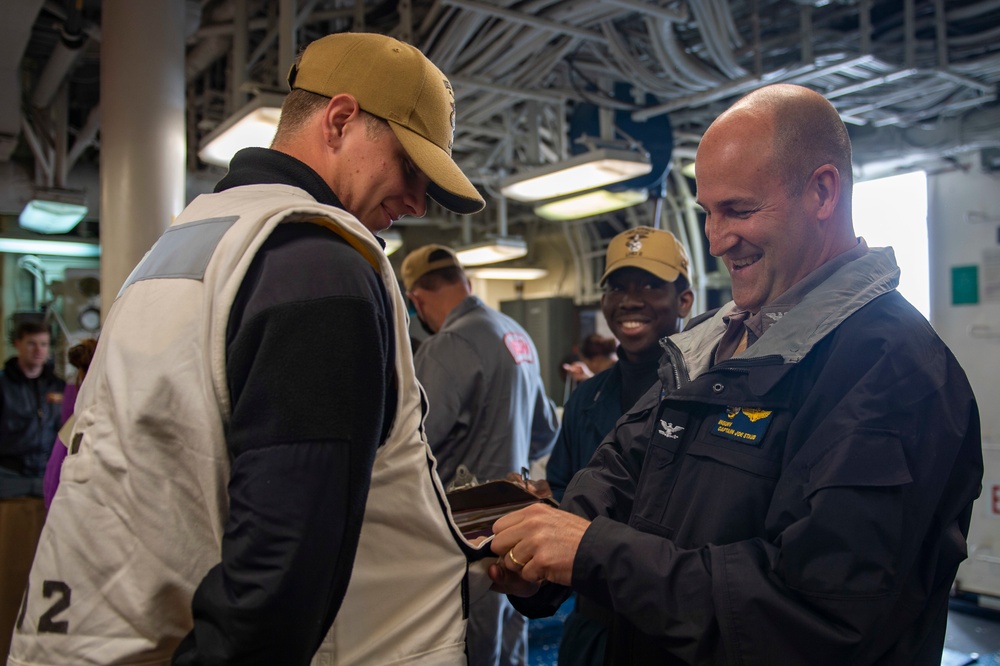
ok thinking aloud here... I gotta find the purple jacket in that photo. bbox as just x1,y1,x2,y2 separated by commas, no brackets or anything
43,382,78,508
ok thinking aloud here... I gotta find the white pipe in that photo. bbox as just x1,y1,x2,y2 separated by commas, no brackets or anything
31,28,86,109
19,116,52,185
652,18,722,90
440,0,603,42
67,105,100,170
53,83,67,186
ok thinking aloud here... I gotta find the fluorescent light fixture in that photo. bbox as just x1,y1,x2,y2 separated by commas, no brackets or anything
466,267,548,281
198,94,284,167
379,229,403,256
500,148,652,202
0,238,100,257
19,189,88,234
680,160,696,179
534,188,649,221
455,236,527,266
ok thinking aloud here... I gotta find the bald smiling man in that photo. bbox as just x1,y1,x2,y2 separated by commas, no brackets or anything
488,84,983,666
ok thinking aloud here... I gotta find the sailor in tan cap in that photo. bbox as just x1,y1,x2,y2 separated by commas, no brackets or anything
12,33,483,666
285,32,485,223
545,225,694,666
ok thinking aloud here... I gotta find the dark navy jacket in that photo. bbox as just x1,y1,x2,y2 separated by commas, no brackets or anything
0,357,65,478
547,365,622,502
515,247,983,665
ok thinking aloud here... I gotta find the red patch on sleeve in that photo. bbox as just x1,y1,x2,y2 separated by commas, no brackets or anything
504,332,535,364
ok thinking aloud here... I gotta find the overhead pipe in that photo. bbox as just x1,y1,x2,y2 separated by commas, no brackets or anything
31,1,87,109
41,0,100,41
449,75,569,103
800,4,813,65
934,0,949,68
603,0,686,22
194,9,353,38
670,165,707,311
399,0,414,44
66,104,99,170
904,0,916,69
0,0,45,160
231,0,247,111
860,0,871,55
440,0,603,43
279,0,296,84
53,83,68,186
497,194,509,239
247,0,318,75
648,17,722,92
603,22,681,93
20,116,52,185
632,53,865,122
687,0,746,80
178,0,228,83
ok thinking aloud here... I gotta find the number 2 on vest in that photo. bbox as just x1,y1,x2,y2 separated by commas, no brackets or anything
15,580,72,634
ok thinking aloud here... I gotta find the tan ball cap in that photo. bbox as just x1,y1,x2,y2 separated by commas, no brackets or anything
401,244,463,291
600,226,690,284
288,32,486,215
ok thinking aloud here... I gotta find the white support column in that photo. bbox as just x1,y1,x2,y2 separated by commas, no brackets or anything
99,0,186,316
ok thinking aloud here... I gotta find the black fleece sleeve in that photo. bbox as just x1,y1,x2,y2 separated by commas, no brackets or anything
173,223,395,666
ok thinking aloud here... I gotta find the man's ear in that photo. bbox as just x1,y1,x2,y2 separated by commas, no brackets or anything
407,290,424,316
677,288,694,318
809,163,841,222
323,94,361,147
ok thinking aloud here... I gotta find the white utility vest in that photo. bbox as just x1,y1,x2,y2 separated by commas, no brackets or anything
10,185,474,666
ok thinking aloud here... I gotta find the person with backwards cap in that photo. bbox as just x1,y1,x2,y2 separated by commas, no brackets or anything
11,33,486,666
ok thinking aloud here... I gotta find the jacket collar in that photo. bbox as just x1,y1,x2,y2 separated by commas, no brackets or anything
669,245,900,380
214,147,387,250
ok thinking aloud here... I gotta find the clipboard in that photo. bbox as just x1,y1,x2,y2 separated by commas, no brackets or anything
446,479,558,540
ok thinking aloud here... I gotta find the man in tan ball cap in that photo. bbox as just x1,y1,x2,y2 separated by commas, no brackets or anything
12,32,485,666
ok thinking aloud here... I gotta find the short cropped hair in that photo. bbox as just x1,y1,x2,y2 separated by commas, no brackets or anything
272,89,330,145
271,90,390,147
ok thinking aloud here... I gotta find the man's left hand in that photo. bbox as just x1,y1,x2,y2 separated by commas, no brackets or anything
488,503,590,590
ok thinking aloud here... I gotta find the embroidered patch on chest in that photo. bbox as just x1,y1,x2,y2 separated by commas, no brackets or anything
709,406,774,446
504,331,535,364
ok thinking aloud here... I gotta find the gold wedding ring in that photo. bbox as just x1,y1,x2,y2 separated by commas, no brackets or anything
507,548,526,568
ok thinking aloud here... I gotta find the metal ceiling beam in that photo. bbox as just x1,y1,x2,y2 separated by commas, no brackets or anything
602,0,687,22
450,74,570,103
440,0,604,43
0,0,45,160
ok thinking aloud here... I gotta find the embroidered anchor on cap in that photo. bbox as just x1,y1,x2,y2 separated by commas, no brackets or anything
626,233,644,254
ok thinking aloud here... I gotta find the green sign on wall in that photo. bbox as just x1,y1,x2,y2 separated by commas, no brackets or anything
951,265,979,305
